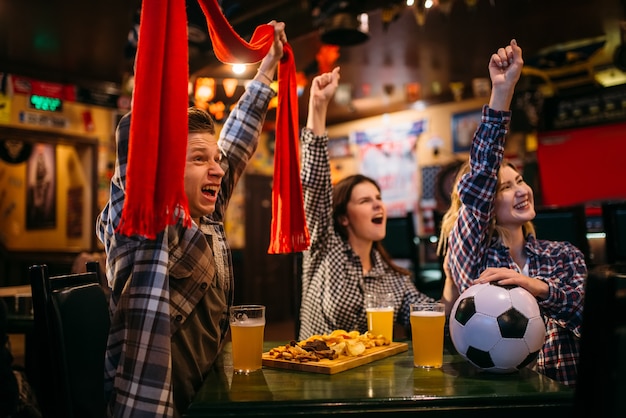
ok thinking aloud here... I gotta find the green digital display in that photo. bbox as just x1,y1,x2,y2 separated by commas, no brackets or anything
29,94,63,112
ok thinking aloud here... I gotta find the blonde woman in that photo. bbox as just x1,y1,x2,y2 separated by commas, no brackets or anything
438,40,586,387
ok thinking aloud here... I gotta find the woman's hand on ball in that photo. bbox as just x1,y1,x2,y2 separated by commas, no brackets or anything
476,267,549,299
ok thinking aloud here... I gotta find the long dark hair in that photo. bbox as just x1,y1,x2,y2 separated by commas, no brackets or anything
332,174,410,276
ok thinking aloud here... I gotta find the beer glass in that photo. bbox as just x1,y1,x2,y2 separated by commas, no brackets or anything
410,302,445,368
365,292,394,342
229,304,266,374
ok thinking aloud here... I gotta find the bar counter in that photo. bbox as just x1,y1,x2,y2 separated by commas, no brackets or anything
184,340,573,417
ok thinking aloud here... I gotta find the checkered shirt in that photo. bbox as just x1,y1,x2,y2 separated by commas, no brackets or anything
447,105,587,387
298,128,433,341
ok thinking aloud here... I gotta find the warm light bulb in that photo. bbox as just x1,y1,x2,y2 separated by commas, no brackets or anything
358,13,369,33
194,77,216,109
232,64,246,75
222,78,238,98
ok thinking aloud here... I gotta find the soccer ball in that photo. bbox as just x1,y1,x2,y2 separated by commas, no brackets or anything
449,282,546,374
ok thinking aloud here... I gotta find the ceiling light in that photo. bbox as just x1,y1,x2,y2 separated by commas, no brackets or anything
232,64,246,75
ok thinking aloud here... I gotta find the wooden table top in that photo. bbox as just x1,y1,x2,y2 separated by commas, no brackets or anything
0,284,31,297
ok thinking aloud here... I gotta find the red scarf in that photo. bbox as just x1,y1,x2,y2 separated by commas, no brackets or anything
117,0,309,253
268,44,310,253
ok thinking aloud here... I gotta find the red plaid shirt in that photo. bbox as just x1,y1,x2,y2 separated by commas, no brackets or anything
447,105,586,387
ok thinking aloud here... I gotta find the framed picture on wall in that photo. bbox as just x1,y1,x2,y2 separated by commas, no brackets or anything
26,142,56,230
451,109,481,153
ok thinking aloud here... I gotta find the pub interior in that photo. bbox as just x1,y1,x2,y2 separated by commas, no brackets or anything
1,0,625,417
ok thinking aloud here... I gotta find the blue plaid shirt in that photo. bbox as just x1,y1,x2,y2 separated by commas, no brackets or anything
447,105,586,387
97,80,274,417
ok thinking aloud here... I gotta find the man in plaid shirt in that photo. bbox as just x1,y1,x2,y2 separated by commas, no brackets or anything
97,23,286,417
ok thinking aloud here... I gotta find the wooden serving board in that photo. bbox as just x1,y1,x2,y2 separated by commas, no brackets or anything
262,342,408,375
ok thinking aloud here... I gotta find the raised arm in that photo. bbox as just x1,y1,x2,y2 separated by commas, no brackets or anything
488,39,523,111
300,67,341,248
306,67,341,135
254,21,286,85
447,40,523,292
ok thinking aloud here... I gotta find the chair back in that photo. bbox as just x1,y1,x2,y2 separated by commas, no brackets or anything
381,212,421,278
382,212,444,298
574,263,626,417
30,262,110,418
602,201,626,264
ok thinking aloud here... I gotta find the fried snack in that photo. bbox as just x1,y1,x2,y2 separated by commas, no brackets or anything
344,339,366,356
268,342,323,362
267,330,390,362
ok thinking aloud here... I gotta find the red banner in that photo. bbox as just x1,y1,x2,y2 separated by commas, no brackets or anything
11,75,75,100
537,122,626,206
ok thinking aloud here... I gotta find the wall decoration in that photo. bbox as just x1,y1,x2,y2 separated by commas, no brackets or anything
449,81,465,102
26,142,56,230
352,120,425,216
0,139,32,164
421,165,441,203
420,165,441,235
451,109,481,153
328,136,351,159
425,135,444,157
537,122,626,206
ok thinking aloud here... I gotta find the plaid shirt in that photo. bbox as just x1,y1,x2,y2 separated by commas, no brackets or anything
298,128,432,341
447,105,586,387
97,81,274,417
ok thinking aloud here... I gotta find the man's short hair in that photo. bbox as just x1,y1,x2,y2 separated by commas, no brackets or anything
188,107,216,135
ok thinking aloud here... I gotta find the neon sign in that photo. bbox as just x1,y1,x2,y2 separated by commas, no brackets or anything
29,94,63,112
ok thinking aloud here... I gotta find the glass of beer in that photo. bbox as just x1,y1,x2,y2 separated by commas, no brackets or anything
410,302,445,368
365,292,394,342
229,305,266,374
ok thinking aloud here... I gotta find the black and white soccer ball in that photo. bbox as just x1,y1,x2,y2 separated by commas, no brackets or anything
449,282,546,374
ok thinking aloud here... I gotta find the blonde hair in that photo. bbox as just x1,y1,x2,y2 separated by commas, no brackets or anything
437,159,535,256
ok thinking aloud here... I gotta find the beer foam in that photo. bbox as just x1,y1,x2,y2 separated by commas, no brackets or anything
231,317,266,326
411,311,444,317
366,307,394,312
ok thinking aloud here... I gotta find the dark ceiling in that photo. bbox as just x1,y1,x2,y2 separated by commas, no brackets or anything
1,0,625,124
